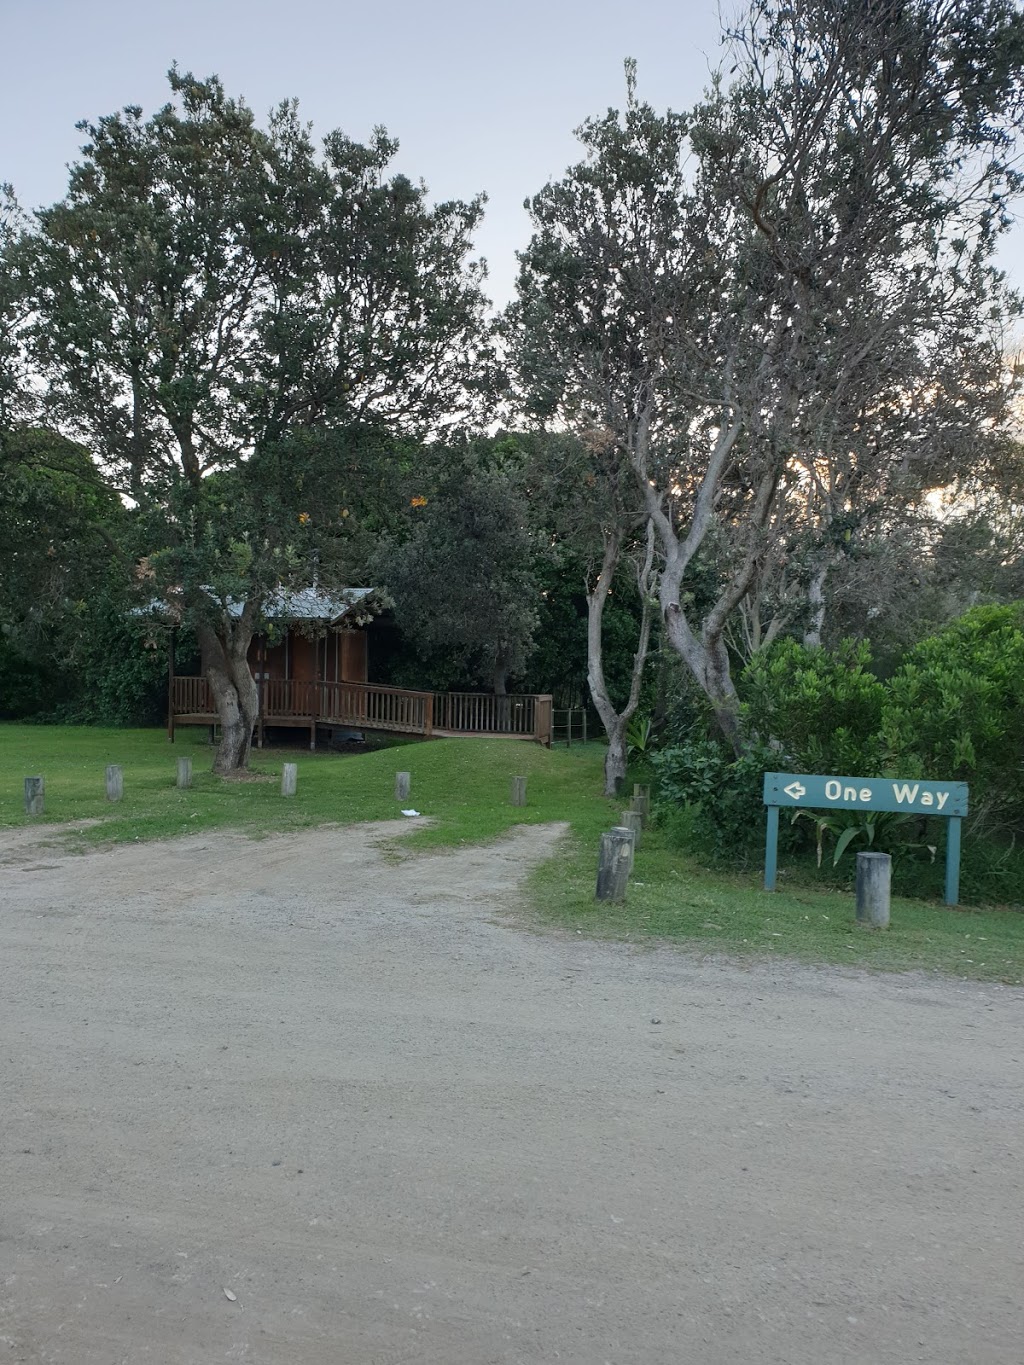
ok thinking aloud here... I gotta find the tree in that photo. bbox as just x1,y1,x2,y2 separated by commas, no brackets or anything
516,426,656,794
24,70,491,771
375,445,539,694
513,2,1024,752
0,184,32,437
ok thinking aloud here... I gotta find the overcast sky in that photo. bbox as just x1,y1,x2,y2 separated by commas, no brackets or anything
3,0,1024,309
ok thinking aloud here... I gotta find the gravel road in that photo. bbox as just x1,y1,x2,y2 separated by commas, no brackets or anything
1,820,1022,1364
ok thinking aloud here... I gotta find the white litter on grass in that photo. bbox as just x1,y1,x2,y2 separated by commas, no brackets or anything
401,809,420,817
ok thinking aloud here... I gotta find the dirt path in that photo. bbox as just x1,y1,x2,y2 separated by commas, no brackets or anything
1,821,1022,1364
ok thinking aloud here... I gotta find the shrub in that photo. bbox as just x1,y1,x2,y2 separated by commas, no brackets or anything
881,604,1024,837
741,637,885,774
652,736,784,864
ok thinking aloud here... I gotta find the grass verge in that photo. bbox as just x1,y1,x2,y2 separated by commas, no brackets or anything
2,724,1022,984
530,816,1024,985
0,723,613,849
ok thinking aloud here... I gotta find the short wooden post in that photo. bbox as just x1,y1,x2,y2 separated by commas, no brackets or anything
510,775,527,807
856,851,891,928
24,776,44,816
596,826,635,902
281,762,298,797
621,809,643,849
395,771,411,801
105,765,123,802
631,784,651,823
176,757,192,790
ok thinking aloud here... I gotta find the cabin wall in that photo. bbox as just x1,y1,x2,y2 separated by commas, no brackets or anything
247,627,369,684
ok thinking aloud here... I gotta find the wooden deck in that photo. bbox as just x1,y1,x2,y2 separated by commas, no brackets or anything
171,677,553,747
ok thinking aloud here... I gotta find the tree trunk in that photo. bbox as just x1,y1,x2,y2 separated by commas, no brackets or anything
802,559,829,649
637,416,775,758
586,522,656,798
197,606,260,775
660,567,744,755
603,716,628,796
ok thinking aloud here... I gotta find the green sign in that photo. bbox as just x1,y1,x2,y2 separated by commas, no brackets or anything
762,771,967,906
762,772,968,818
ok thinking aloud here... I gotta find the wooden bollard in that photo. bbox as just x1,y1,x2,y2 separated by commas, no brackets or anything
24,776,44,816
281,762,298,797
176,757,192,790
105,765,123,802
395,771,411,801
510,775,527,807
856,851,891,928
596,826,635,902
621,809,643,849
631,783,651,823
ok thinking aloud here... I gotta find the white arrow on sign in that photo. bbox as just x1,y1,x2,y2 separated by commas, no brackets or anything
783,781,806,800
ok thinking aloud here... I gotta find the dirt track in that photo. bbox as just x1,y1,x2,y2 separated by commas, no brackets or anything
1,820,1022,1364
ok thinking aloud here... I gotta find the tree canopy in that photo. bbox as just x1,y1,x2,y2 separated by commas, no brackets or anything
510,0,1024,748
17,69,493,768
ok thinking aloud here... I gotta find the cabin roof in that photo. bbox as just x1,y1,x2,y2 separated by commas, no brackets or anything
137,586,377,626
241,586,374,624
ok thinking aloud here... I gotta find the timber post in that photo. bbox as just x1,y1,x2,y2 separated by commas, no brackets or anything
257,635,266,750
535,694,553,747
281,763,298,797
511,775,527,807
856,852,891,928
105,765,124,802
167,628,176,742
424,692,434,738
621,809,643,849
24,776,44,816
395,771,411,801
631,784,651,823
176,757,192,790
596,826,635,902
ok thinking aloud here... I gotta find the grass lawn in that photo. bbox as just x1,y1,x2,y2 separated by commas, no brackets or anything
2,722,1022,984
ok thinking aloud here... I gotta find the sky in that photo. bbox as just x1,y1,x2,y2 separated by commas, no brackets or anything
3,0,1024,310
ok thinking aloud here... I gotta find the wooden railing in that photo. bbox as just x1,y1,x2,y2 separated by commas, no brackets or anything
172,678,552,744
174,676,213,715
433,692,536,735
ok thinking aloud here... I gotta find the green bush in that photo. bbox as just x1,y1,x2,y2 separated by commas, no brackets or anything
881,603,1024,837
652,736,785,864
741,637,885,774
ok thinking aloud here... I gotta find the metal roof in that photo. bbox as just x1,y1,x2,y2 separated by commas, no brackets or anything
136,586,377,626
236,587,375,624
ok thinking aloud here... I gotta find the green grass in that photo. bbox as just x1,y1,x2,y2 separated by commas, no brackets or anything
2,723,1022,984
0,723,613,849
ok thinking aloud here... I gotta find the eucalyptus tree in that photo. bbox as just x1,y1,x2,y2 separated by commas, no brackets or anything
25,69,491,771
512,0,1024,752
517,425,657,794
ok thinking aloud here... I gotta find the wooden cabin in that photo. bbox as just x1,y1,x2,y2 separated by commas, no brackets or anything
170,587,379,748
168,586,554,748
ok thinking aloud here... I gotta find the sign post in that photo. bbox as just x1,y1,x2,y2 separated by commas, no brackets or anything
762,772,968,907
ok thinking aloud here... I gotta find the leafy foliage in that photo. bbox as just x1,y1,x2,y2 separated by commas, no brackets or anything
651,736,784,864
741,638,885,775
882,604,1024,835
19,69,492,768
374,448,540,692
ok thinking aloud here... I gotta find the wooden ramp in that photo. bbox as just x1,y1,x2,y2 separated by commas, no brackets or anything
170,678,553,748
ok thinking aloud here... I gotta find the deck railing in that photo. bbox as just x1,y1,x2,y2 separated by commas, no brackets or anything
172,677,552,743
432,691,536,735
174,675,213,716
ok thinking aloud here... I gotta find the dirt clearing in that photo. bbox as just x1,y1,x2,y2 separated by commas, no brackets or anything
1,821,1022,1364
